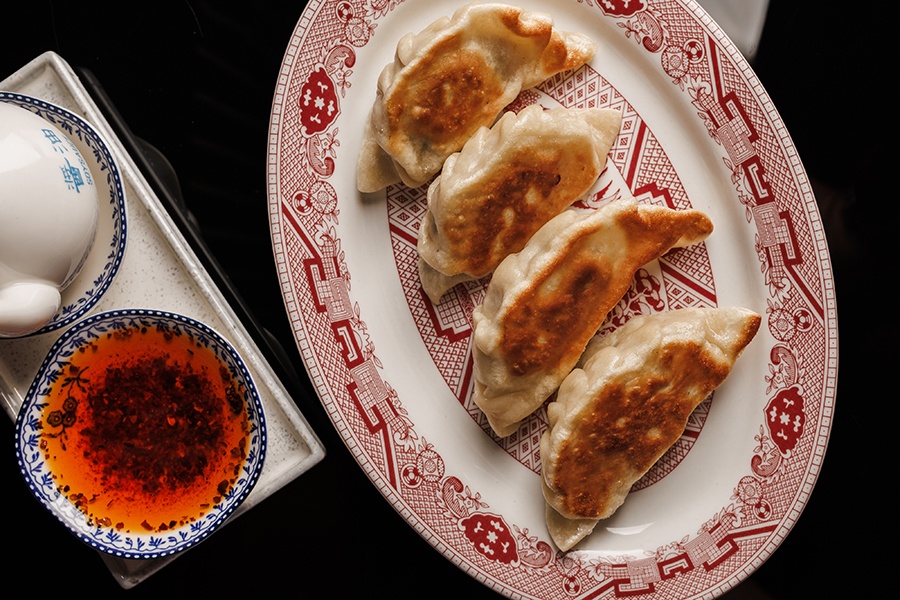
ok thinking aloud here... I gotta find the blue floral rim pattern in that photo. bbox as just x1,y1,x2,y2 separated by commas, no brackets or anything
14,309,267,559
0,92,127,336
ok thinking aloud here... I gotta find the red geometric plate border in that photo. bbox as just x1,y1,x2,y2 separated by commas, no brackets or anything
267,1,837,598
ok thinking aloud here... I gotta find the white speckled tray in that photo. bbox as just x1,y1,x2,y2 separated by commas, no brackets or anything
0,52,325,588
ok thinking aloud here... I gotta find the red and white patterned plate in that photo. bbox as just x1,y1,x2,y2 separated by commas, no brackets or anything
266,1,837,597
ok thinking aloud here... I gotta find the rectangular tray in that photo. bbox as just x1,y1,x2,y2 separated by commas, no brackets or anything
0,52,325,588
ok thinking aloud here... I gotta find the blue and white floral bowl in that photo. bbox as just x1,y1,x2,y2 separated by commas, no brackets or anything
15,309,267,559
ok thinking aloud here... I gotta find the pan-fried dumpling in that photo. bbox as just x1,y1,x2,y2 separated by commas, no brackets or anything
472,198,714,437
541,306,761,551
418,104,622,304
357,3,597,192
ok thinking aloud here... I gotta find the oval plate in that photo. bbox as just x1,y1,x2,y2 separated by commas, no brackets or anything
266,1,837,597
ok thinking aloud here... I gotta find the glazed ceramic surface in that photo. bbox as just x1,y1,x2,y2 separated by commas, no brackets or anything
15,309,267,559
0,101,100,336
267,1,836,597
0,93,125,337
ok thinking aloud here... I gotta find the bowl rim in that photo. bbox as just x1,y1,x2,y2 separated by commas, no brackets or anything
14,308,268,559
0,91,127,337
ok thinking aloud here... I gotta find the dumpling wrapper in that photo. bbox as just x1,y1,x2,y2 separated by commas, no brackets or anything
418,104,622,304
472,198,714,437
357,3,597,192
541,306,761,551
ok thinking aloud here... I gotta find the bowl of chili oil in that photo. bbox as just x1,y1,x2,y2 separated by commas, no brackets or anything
14,309,266,559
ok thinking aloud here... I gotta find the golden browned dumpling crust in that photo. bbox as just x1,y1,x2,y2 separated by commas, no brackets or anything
385,45,504,157
499,204,712,377
472,198,714,438
357,3,597,192
417,104,622,303
541,306,761,551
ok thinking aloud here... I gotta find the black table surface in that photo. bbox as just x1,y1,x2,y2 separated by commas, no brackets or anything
3,2,890,598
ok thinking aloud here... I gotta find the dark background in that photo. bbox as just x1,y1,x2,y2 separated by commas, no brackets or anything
2,1,890,598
